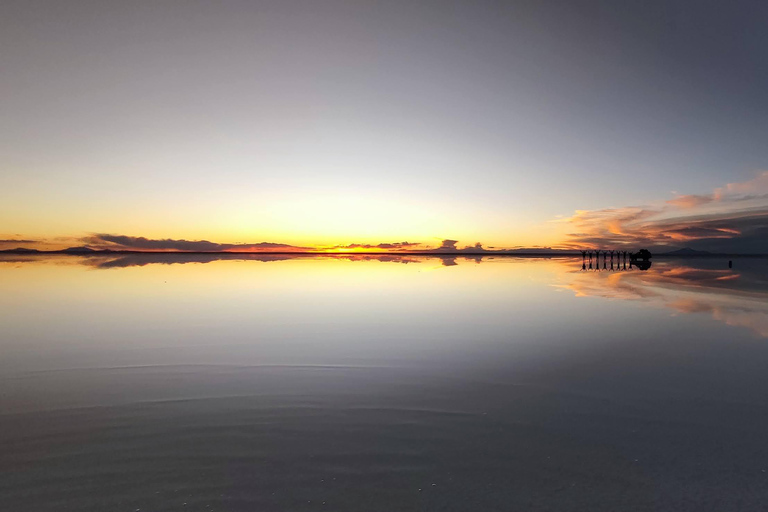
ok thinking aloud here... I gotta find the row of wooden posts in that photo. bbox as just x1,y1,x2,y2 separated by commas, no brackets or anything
581,250,630,262
581,250,632,271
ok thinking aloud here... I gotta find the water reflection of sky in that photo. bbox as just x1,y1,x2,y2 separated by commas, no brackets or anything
0,254,765,380
1,255,767,364
559,258,768,338
4,254,768,511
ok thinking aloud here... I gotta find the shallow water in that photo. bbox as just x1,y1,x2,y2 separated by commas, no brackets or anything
2,254,768,511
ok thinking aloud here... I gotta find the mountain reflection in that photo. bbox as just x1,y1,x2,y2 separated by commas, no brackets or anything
82,253,435,268
561,258,768,337
0,252,507,270
0,252,452,269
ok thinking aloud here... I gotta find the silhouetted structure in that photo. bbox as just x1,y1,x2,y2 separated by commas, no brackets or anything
634,260,652,271
578,247,651,272
631,249,652,261
629,248,652,270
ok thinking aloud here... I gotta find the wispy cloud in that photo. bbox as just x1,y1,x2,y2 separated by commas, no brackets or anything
559,171,768,253
666,194,714,209
0,238,39,245
329,241,421,251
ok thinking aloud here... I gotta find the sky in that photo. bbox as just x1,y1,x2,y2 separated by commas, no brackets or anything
2,0,767,252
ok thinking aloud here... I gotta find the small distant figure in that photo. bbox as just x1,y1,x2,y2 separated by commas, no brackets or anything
728,260,733,269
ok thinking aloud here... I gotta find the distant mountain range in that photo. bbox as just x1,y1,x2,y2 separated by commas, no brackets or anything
659,247,714,256
1,246,104,254
1,247,42,253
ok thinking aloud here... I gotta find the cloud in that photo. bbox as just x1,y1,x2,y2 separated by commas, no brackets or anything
666,194,714,209
82,235,445,254
82,234,311,252
422,239,492,253
0,239,39,244
714,171,768,199
331,241,421,251
560,171,768,253
5,233,575,255
435,239,459,251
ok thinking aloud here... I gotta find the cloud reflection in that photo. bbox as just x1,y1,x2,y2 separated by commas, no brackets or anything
560,259,768,337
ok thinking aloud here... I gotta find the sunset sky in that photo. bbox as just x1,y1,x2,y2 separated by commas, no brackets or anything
2,1,767,252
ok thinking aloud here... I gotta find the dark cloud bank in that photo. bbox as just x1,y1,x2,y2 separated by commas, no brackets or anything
82,234,311,252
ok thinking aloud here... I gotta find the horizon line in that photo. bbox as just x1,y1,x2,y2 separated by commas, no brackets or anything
2,248,765,257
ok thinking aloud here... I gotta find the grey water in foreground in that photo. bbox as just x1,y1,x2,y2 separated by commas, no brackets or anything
2,254,768,511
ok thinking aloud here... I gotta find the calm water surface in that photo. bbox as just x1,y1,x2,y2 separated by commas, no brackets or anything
2,254,768,511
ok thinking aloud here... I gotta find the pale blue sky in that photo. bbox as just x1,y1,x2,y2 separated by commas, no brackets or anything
2,0,767,249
